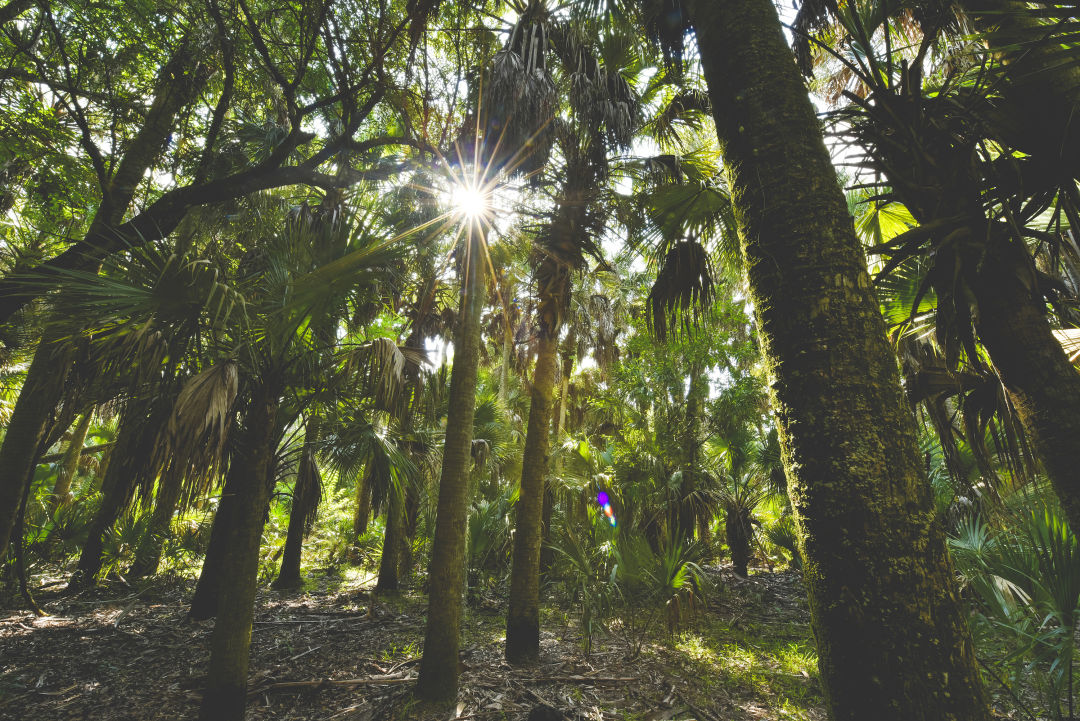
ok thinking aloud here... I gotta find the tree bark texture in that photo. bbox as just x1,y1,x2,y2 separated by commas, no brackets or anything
49,411,93,511
417,228,487,703
686,0,990,718
198,387,279,721
505,321,559,665
188,490,237,621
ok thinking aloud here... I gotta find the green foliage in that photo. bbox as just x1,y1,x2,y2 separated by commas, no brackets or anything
950,494,1080,719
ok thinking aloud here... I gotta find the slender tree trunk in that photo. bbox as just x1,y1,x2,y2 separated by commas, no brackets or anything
400,477,421,580
686,0,990,717
376,482,405,592
68,455,133,589
127,469,184,579
274,418,322,590
417,227,487,703
0,330,71,564
678,369,705,542
506,296,560,665
352,465,373,541
198,387,279,721
49,411,93,511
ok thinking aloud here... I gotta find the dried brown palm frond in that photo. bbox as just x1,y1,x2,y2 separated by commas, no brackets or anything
158,361,239,510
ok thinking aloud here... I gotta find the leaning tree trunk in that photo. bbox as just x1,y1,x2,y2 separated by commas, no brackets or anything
505,268,563,665
0,330,72,564
198,385,279,721
127,467,184,579
417,227,487,703
49,411,93,512
686,0,990,718
274,418,322,590
67,405,157,590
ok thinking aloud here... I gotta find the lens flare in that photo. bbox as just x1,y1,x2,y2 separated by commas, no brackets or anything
595,491,616,527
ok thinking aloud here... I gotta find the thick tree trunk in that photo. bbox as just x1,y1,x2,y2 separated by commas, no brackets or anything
505,308,559,665
198,388,279,721
0,330,71,564
49,411,93,511
417,228,487,703
686,0,990,718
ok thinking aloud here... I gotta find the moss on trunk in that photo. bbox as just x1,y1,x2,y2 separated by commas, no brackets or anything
506,316,559,665
686,0,991,717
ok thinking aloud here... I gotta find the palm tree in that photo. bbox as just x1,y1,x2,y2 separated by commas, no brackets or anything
675,0,992,715
416,219,489,702
504,7,638,665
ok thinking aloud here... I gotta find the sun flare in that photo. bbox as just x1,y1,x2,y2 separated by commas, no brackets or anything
449,183,490,221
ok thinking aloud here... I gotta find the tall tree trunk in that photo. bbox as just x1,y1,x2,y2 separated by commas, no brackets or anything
417,227,487,703
677,368,705,542
0,42,211,562
198,386,279,721
0,330,72,564
505,289,560,665
686,0,990,718
274,418,322,590
49,411,93,511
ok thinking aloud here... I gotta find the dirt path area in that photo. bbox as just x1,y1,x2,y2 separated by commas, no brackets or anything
0,568,825,720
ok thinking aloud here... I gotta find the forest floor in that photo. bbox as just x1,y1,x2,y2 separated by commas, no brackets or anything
0,564,827,721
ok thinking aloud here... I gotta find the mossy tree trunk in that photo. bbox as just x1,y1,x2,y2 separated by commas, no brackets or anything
49,411,93,512
969,245,1080,535
505,257,565,665
686,0,991,717
417,227,487,703
198,384,280,721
